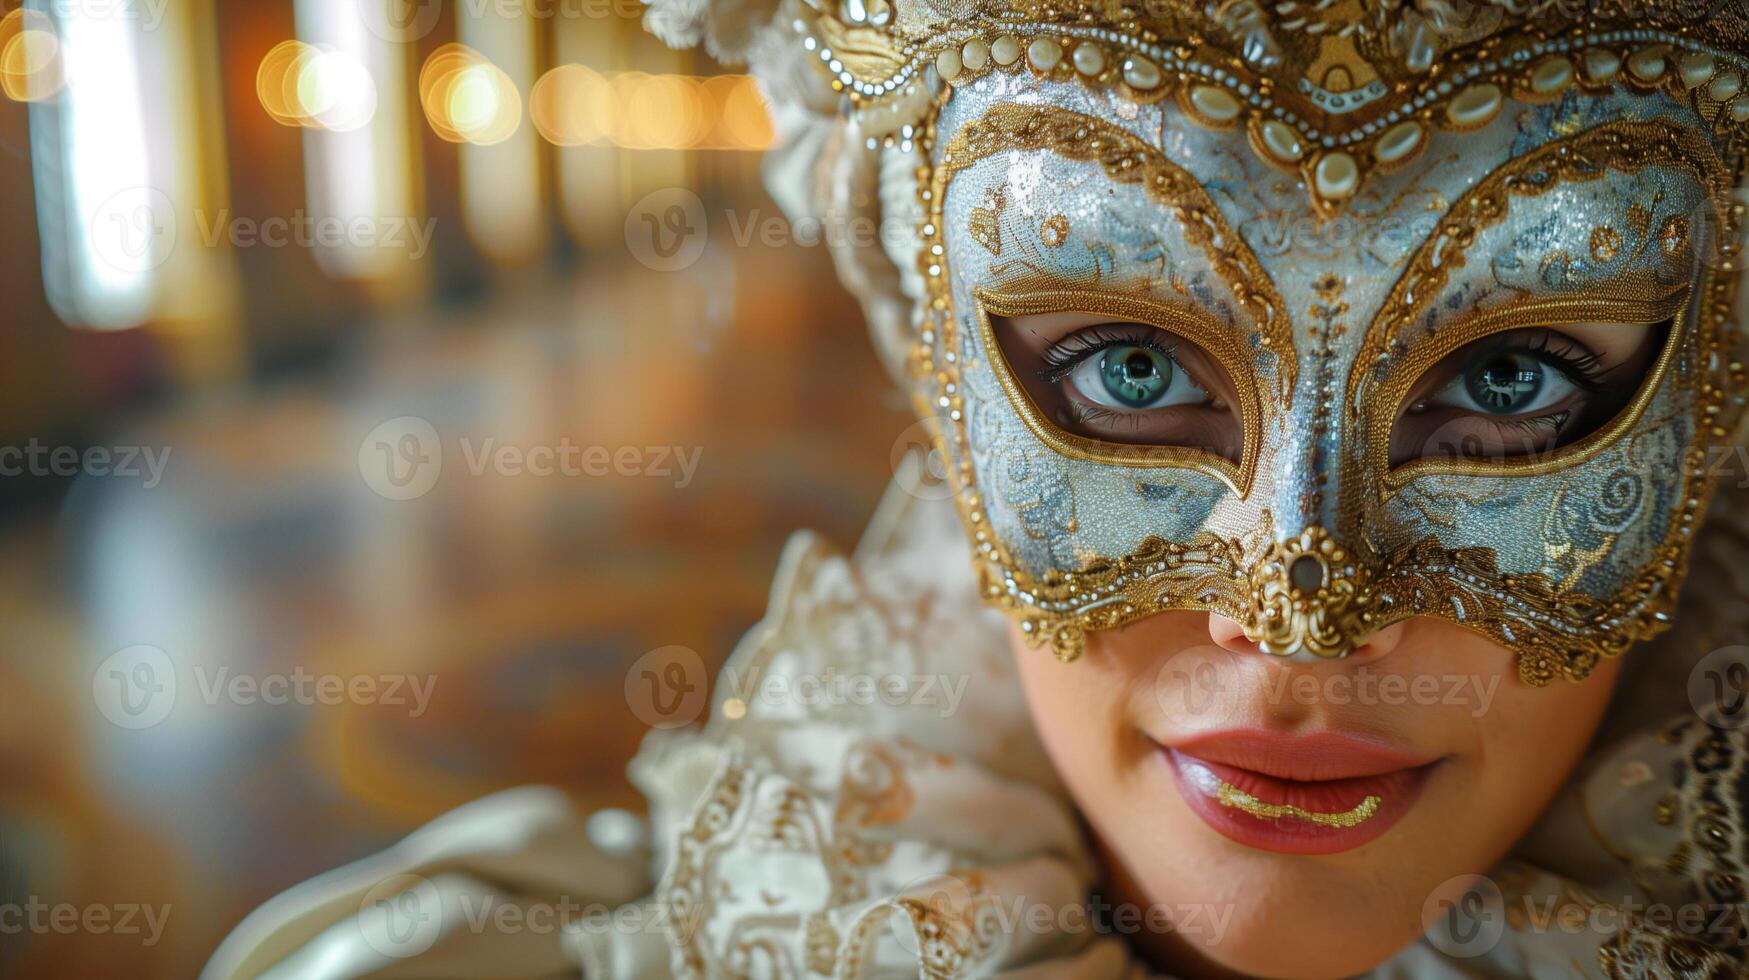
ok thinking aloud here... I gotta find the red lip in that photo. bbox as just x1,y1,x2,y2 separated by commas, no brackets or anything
1171,729,1431,781
1161,730,1439,855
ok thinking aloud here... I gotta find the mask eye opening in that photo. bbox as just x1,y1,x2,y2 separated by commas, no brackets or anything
973,287,1266,498
1379,303,1687,491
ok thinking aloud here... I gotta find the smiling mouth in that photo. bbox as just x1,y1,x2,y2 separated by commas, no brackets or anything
1177,753,1385,828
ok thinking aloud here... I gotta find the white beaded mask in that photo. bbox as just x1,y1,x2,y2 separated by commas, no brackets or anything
792,4,1749,683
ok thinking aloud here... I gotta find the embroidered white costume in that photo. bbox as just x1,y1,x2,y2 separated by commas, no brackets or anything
206,472,1749,978
208,0,1749,973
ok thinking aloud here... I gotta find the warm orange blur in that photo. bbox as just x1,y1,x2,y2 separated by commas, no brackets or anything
0,2,901,978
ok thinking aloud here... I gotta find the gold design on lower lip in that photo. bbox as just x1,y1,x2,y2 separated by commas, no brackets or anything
1215,782,1382,828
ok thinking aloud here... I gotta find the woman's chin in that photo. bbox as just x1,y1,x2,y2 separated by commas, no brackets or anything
1149,853,1433,980
1196,935,1424,980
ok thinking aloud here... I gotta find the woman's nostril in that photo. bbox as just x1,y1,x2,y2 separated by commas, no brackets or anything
1206,614,1407,661
1207,613,1261,655
1351,620,1408,660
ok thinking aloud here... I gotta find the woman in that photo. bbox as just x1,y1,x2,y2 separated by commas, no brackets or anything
207,1,1749,976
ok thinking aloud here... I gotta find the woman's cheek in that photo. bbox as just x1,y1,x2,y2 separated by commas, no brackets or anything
1470,653,1623,852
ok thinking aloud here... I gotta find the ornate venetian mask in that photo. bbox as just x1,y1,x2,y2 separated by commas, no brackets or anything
791,1,1749,683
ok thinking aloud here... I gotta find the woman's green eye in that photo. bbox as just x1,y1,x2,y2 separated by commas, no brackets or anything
1098,346,1174,407
1464,354,1545,413
1054,328,1211,414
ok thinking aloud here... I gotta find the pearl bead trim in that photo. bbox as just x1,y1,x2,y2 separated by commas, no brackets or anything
798,18,1749,211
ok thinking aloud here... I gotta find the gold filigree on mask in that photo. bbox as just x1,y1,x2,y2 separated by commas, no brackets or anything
1247,527,1374,659
929,103,1297,402
1039,215,1070,247
968,186,1004,256
1350,121,1726,463
916,100,1748,684
801,0,1749,213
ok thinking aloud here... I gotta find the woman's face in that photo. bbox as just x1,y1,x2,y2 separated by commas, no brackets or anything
996,303,1654,976
923,74,1716,976
1011,612,1622,978
958,143,1665,966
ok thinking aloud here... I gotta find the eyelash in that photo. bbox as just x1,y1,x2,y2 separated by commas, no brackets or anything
1036,324,1621,437
1036,324,1178,384
1468,330,1612,398
1483,411,1572,437
1062,402,1158,431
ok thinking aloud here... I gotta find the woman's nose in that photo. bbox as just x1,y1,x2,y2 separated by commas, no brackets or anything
1207,614,1407,662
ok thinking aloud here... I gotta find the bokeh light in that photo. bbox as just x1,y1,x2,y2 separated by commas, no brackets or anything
257,40,377,132
0,8,64,103
299,47,377,132
615,72,708,149
528,66,771,150
5,7,888,977
529,63,610,146
419,43,521,146
707,74,775,150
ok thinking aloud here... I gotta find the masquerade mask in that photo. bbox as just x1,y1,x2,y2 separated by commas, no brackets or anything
792,1,1749,683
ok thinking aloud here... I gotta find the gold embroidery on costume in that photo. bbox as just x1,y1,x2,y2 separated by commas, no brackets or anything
1592,722,1749,978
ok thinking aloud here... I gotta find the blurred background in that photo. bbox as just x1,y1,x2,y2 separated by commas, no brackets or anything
0,1,909,975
